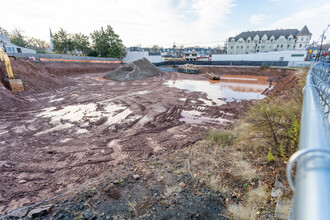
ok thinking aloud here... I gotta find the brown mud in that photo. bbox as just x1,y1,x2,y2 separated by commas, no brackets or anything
0,61,295,216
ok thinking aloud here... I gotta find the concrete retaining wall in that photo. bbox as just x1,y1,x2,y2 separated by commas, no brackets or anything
212,50,307,62
123,51,164,63
154,60,288,67
6,53,119,61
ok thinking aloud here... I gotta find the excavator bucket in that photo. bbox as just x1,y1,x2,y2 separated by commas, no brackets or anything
9,79,24,92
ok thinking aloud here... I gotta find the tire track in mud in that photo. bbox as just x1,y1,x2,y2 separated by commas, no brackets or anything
0,71,240,214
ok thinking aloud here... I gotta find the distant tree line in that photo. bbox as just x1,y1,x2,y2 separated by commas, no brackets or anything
0,25,126,59
1,27,50,53
53,25,126,59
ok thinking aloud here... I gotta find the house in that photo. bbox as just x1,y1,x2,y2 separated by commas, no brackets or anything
184,50,198,61
0,34,36,53
227,25,312,54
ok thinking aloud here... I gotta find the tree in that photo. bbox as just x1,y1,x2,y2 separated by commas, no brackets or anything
27,37,50,52
72,33,90,55
10,28,28,47
90,25,126,58
53,28,73,53
151,45,160,53
0,27,9,36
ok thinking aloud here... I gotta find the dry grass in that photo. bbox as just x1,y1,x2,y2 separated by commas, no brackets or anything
163,186,182,200
228,204,257,220
231,160,257,182
228,186,268,220
246,186,268,206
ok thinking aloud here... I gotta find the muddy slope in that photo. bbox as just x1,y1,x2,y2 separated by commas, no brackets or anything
0,60,120,111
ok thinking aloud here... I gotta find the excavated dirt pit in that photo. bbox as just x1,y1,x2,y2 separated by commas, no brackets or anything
0,62,295,215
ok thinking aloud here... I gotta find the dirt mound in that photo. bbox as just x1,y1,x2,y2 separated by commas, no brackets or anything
103,58,161,81
0,84,27,111
0,59,120,111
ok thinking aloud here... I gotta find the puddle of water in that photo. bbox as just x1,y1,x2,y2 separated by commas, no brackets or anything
180,110,231,125
165,75,271,105
35,103,135,135
136,90,150,95
49,98,64,103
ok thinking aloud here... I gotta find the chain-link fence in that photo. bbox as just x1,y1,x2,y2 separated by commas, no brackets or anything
287,61,330,220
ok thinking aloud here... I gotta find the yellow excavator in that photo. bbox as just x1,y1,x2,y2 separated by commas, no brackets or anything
0,46,24,92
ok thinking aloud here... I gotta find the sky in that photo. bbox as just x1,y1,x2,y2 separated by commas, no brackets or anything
1,0,329,48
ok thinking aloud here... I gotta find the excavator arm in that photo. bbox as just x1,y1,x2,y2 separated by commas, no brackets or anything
0,47,24,92
0,48,14,79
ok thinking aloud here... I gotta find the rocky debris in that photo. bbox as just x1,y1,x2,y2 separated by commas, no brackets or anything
179,64,200,70
133,174,140,179
83,209,93,219
18,179,27,184
274,179,288,191
103,58,161,81
271,180,287,198
27,204,53,219
179,181,186,188
275,199,291,220
3,163,13,168
7,208,29,218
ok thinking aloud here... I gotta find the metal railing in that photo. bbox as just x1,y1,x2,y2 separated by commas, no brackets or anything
287,61,330,220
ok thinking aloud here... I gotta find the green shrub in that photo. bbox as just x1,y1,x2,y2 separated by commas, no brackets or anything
207,129,236,146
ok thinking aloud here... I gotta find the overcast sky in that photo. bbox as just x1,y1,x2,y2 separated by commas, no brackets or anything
1,0,329,47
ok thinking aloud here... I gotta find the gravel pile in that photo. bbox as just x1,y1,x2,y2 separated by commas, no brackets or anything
103,58,161,81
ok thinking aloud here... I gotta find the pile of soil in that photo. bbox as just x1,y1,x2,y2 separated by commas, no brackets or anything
103,58,161,81
0,59,120,111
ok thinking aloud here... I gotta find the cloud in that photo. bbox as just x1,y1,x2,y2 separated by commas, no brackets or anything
249,14,267,25
267,3,330,43
0,0,236,47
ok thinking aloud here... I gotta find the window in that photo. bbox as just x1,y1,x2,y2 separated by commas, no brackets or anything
247,40,250,43
271,39,274,42
241,46,243,49
261,46,265,49
301,37,304,41
293,45,295,49
231,46,233,49
299,44,302,48
16,48,21,53
6,47,12,53
281,45,283,48
277,45,279,48
287,45,290,48
237,46,239,49
247,46,249,49
288,38,291,42
262,40,266,43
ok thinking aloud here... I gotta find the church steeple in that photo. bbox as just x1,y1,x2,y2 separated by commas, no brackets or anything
49,28,54,51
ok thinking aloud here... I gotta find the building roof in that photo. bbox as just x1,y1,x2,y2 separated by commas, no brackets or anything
297,25,312,36
229,26,312,41
229,29,300,41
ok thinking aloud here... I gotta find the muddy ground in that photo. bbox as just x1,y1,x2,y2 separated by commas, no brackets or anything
0,61,295,218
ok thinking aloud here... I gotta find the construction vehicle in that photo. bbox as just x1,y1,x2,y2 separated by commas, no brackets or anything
0,47,24,92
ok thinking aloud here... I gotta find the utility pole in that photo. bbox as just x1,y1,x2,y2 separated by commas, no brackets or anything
317,24,330,61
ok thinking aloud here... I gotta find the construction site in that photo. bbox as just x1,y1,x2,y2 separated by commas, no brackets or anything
0,55,299,219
